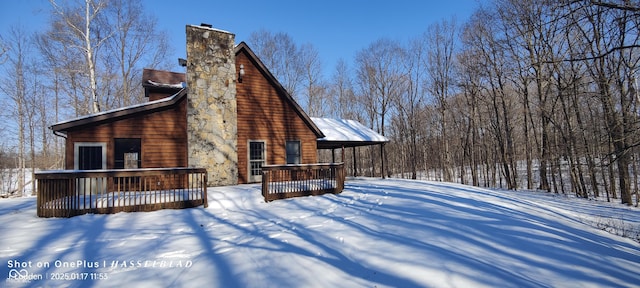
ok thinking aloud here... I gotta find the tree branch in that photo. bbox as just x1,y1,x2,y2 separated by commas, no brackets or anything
590,0,640,12
544,44,640,63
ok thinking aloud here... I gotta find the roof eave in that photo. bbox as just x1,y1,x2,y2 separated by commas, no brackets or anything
317,140,389,150
50,88,188,132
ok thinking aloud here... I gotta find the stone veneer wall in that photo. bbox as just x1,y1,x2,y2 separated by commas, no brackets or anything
186,25,238,186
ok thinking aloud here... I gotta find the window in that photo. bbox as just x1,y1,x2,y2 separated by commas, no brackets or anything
115,138,141,169
286,141,301,164
248,140,266,182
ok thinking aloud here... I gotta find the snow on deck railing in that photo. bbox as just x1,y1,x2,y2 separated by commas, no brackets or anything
34,168,207,218
261,163,345,202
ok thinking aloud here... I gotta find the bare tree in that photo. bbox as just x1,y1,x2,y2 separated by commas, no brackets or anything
248,30,329,117
567,1,640,205
329,59,358,120
103,0,172,108
497,0,566,192
355,38,406,177
0,34,8,65
249,30,304,99
299,43,325,116
0,26,30,196
37,27,89,120
49,0,112,114
397,34,429,179
465,7,520,190
457,45,484,187
425,18,458,182
40,0,173,119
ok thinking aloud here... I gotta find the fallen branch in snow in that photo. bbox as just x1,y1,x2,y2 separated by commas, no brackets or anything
591,215,640,243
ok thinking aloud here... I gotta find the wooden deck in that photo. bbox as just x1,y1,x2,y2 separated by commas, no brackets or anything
261,163,345,202
35,168,207,218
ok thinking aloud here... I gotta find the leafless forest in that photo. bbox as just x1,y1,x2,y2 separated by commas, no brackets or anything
0,0,639,206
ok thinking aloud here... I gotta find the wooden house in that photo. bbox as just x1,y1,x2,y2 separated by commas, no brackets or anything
51,25,325,186
37,24,389,217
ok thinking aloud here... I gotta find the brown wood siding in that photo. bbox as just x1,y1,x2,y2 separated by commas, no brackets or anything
64,97,188,170
236,50,318,184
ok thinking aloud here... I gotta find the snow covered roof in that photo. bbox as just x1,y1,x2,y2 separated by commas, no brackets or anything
311,117,389,149
146,80,186,89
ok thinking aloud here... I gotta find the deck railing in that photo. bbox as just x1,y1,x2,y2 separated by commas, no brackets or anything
35,168,208,218
261,163,345,202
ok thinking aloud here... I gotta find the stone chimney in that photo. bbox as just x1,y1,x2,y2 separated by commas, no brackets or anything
186,24,238,186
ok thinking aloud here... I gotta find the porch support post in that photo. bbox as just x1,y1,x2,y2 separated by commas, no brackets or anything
381,143,386,179
353,146,357,177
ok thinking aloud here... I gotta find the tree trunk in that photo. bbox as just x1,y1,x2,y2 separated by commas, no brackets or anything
539,118,551,192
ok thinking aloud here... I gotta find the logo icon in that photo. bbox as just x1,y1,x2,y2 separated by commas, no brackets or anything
8,269,29,279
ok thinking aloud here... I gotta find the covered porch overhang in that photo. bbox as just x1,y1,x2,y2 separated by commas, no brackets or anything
311,118,390,178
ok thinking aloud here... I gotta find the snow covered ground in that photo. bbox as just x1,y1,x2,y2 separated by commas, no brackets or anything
1,178,639,287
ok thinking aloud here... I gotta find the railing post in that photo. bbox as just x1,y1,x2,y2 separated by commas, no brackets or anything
262,170,270,202
337,163,345,192
36,179,43,217
202,172,208,208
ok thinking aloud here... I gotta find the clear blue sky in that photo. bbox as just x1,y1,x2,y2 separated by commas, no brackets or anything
0,0,480,75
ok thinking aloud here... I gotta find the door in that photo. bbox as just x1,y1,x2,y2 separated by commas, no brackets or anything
74,143,107,195
248,141,266,183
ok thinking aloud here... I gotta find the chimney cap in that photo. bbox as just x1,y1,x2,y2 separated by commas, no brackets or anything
187,24,235,36
201,23,213,28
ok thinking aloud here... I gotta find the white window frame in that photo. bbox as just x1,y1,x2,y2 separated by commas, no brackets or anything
74,142,107,170
248,140,267,183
